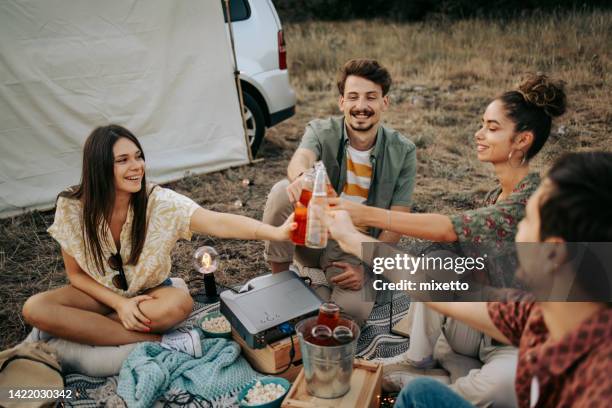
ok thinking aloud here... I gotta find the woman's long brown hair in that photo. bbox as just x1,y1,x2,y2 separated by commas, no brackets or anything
59,125,150,275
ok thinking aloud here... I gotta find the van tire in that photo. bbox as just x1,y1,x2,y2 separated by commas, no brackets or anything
242,92,265,157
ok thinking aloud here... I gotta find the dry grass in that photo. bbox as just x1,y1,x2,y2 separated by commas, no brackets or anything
1,11,611,350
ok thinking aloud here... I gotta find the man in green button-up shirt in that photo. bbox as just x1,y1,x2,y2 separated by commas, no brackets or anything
262,59,417,324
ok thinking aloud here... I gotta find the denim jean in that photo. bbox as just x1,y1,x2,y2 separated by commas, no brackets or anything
394,378,475,408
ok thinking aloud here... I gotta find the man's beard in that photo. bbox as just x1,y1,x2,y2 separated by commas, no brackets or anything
348,122,374,132
348,108,375,132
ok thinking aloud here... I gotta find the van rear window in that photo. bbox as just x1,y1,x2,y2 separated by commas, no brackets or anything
221,0,251,22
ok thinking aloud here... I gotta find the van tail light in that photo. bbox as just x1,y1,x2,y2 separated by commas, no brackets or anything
278,29,287,70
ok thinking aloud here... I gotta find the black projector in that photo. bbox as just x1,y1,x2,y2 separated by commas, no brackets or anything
220,270,322,349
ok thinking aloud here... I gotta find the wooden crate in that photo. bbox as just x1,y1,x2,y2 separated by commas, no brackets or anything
282,359,382,408
232,328,303,381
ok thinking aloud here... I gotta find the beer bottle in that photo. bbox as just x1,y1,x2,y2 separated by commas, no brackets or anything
305,162,328,248
291,169,314,245
332,325,354,345
309,324,333,346
317,302,340,330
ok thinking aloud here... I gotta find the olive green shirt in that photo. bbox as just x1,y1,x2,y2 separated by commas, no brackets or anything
299,116,417,238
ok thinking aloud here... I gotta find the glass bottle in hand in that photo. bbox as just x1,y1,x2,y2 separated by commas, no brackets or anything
291,169,314,245
305,162,328,248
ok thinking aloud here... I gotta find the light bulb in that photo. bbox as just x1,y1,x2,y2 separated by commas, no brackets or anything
193,246,218,274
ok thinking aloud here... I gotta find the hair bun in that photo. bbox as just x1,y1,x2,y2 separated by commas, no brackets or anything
517,73,566,118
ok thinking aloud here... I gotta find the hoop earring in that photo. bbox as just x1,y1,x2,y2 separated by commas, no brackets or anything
508,149,526,168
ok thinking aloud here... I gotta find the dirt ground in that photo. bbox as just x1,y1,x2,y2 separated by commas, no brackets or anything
1,13,610,350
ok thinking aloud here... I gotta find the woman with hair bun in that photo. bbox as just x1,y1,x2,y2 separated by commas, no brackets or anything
328,74,567,407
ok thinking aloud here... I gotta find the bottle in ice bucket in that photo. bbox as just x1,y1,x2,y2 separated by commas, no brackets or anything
291,169,314,246
305,162,329,248
332,325,354,345
317,302,340,330
309,324,333,346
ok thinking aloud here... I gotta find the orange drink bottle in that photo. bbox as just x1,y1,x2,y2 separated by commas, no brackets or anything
299,188,313,207
291,171,314,246
291,205,308,245
316,302,341,331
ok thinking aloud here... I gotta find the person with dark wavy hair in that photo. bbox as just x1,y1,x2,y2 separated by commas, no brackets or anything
328,74,566,406
22,125,295,357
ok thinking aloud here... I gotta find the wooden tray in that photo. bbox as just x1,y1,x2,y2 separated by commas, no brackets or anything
282,359,382,408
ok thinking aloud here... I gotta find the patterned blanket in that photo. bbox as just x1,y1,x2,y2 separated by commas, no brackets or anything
62,294,410,407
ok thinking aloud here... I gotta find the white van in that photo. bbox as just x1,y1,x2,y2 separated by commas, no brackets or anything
224,0,297,156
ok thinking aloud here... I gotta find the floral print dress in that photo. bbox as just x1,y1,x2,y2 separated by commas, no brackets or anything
451,173,540,246
449,172,540,286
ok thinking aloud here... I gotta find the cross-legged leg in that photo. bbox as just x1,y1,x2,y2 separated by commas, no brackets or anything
136,285,194,333
22,285,160,346
438,328,519,408
23,281,194,345
322,241,375,326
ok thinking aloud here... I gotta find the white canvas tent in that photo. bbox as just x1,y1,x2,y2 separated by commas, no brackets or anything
0,0,250,218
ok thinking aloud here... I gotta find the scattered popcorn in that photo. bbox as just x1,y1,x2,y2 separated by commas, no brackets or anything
243,381,286,405
201,315,231,333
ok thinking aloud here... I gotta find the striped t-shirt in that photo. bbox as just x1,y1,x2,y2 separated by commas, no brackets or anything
341,145,372,203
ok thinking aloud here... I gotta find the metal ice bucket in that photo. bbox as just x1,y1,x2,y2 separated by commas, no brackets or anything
295,315,360,398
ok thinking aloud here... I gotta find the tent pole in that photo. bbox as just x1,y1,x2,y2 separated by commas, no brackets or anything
224,0,260,164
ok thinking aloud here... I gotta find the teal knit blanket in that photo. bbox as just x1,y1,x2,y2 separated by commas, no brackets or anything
117,335,258,408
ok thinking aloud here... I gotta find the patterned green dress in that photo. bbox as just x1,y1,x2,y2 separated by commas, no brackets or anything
443,172,540,288
450,172,540,246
